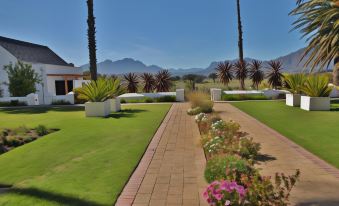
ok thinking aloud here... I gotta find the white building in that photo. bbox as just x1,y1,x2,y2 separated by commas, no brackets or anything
0,36,85,104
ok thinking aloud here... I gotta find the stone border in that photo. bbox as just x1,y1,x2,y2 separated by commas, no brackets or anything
229,103,339,179
115,104,174,206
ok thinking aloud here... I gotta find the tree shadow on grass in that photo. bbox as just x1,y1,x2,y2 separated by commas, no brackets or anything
2,187,105,206
0,106,84,114
107,109,147,119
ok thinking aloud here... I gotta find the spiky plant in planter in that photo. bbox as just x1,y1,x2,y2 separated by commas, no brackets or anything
284,73,307,107
124,73,139,93
249,60,264,90
155,70,172,92
267,61,284,89
216,61,234,87
140,73,155,93
234,60,248,90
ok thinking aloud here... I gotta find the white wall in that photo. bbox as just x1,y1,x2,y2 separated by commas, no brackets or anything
0,45,18,97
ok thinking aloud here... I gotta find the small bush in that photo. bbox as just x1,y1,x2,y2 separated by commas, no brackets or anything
144,97,154,103
187,91,213,113
222,94,268,101
204,155,252,183
239,137,261,160
156,95,176,102
52,100,71,105
0,101,27,107
35,125,48,136
187,107,202,115
120,99,127,104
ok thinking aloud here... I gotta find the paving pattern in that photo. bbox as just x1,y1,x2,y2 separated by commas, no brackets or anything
116,103,208,206
215,103,339,206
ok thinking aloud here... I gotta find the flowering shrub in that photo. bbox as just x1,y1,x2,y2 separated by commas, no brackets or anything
211,120,241,139
204,155,253,183
203,136,226,155
203,180,246,206
187,107,202,115
195,113,208,123
239,137,261,161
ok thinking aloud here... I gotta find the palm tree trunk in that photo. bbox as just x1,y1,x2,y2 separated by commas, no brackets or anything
236,0,244,63
87,0,98,81
334,55,339,86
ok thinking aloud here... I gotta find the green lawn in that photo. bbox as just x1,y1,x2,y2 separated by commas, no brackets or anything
0,104,171,206
231,100,339,169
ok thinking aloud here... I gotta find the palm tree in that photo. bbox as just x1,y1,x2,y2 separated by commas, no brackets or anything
236,0,244,63
267,61,284,89
290,0,339,85
216,61,233,87
124,73,139,93
140,73,155,93
154,70,172,92
87,0,97,80
249,60,264,90
234,60,248,90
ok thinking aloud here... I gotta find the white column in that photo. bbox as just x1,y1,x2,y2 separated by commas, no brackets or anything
210,88,221,101
176,89,185,102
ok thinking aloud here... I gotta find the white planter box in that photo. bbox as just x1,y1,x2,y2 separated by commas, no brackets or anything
210,88,222,101
286,93,301,107
85,101,111,117
300,96,330,111
107,98,121,112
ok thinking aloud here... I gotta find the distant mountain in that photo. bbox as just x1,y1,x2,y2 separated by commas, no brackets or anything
80,48,333,76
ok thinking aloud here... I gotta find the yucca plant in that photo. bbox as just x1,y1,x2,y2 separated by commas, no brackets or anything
124,73,139,93
216,61,234,87
302,75,332,97
249,60,264,90
234,60,248,90
77,78,124,102
140,73,155,93
155,70,172,92
267,61,284,89
284,73,307,94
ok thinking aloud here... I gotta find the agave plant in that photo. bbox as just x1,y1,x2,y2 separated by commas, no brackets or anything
290,0,339,85
249,60,264,90
154,70,172,92
267,61,284,89
302,75,332,97
140,73,155,93
77,78,124,102
216,61,233,87
284,73,307,94
124,73,139,93
234,60,248,90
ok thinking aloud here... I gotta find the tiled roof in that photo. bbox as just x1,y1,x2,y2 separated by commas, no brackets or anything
0,36,70,66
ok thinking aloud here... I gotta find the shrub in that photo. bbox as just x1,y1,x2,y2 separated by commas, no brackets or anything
187,107,202,115
156,95,176,102
204,155,253,183
52,100,71,105
239,137,261,160
211,120,241,139
120,99,127,104
144,97,154,103
187,91,213,113
222,94,268,101
35,125,48,136
302,75,332,97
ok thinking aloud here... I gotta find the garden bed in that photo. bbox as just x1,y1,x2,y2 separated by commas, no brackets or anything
0,125,58,154
120,95,176,104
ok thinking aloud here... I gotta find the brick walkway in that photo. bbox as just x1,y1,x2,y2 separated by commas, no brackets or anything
116,103,208,206
215,103,339,206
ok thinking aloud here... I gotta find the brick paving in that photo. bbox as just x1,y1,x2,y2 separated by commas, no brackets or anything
215,103,339,206
116,103,208,206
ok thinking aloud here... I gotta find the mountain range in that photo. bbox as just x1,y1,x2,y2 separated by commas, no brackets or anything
80,48,333,76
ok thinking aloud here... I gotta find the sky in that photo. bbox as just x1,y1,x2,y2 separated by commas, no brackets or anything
0,0,306,69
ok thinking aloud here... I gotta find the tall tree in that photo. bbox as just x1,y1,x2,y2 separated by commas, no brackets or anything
140,73,155,93
124,73,139,93
267,61,284,89
249,60,264,90
290,0,339,85
87,0,98,80
236,0,244,63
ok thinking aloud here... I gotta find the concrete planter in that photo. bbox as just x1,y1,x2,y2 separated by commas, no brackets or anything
286,93,301,107
85,101,111,117
300,96,330,111
107,98,121,112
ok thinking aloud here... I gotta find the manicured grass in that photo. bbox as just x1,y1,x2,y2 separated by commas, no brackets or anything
231,100,339,168
0,104,170,206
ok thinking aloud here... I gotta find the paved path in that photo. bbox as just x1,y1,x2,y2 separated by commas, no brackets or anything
116,103,207,206
215,103,339,206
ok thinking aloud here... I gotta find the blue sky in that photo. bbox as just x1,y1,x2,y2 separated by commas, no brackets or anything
0,0,305,68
